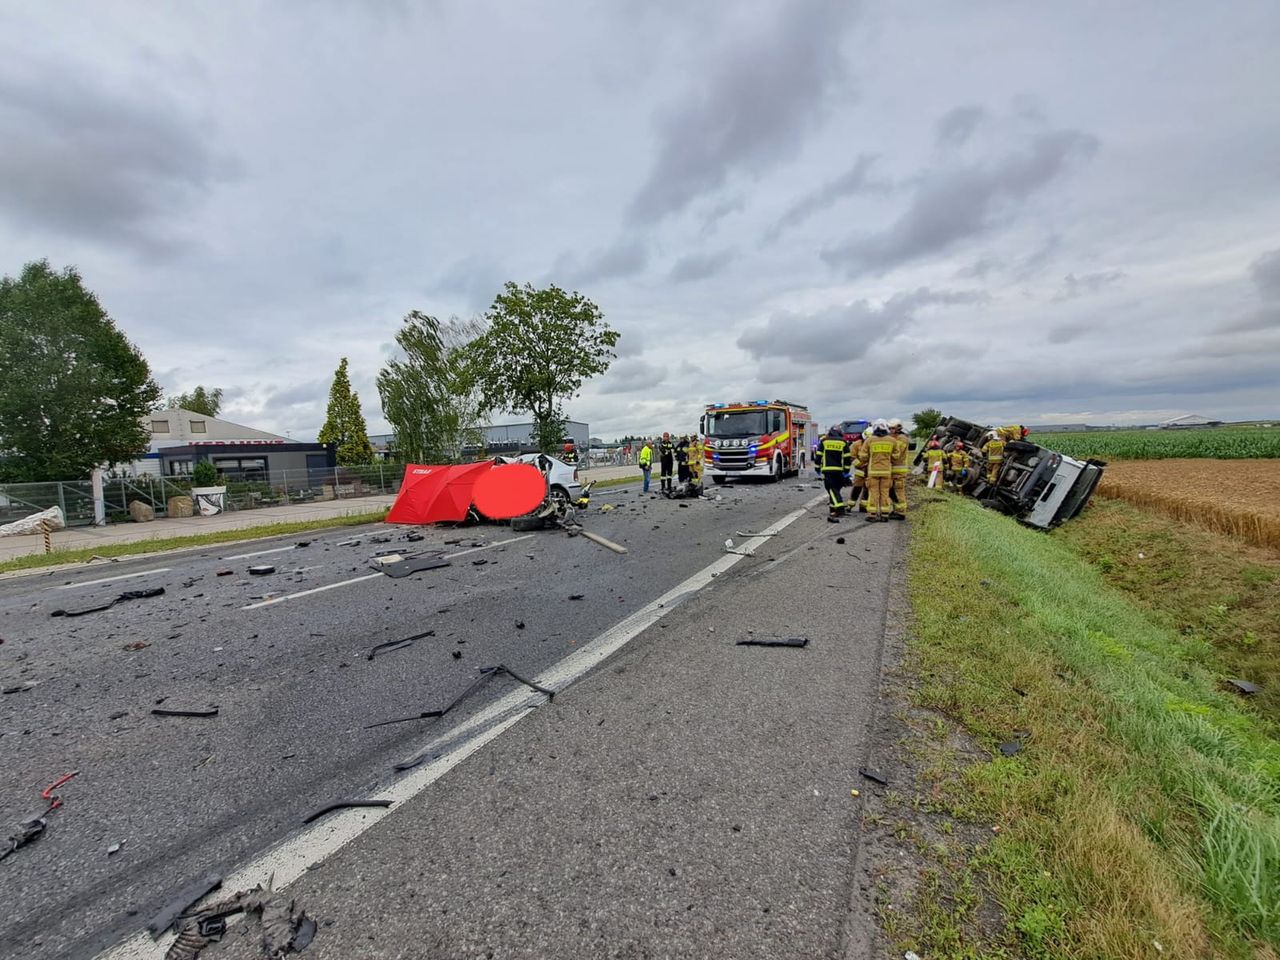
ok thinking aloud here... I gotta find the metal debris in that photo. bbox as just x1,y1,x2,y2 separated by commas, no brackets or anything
152,707,220,718
581,530,628,554
1226,678,1260,695
160,877,316,960
377,554,451,579
858,767,889,786
734,531,777,537
302,799,393,824
736,636,809,648
247,565,275,576
367,630,434,660
148,873,224,937
367,664,554,730
51,587,165,618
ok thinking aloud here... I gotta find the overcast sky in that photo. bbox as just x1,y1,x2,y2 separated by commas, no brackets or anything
2,1,1278,440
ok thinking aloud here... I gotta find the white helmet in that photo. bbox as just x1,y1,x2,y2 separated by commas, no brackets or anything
873,418,890,431
888,418,903,430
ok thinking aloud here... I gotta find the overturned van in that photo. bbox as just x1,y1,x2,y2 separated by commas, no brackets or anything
918,417,1105,529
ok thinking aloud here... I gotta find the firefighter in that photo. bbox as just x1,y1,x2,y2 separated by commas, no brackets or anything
562,440,579,464
658,432,675,495
687,435,704,493
849,429,868,511
818,425,851,520
923,438,945,488
945,440,970,490
886,418,909,518
675,435,691,483
638,439,653,493
858,420,896,521
981,430,1005,484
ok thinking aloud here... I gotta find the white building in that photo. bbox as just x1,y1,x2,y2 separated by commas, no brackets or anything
1159,414,1222,429
123,408,292,476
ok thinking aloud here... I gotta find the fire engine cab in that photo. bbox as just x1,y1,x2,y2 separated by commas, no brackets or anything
699,399,816,485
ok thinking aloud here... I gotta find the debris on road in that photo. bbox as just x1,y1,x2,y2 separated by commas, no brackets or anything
367,630,434,661
148,873,224,937
1,771,80,863
736,636,809,648
247,565,275,576
367,663,553,730
336,538,362,547
107,841,125,855
215,569,233,577
858,767,889,786
581,530,628,554
302,799,394,824
51,586,165,618
568,594,584,600
159,877,317,960
2,681,36,694
734,531,777,537
152,707,220,718
377,554,451,579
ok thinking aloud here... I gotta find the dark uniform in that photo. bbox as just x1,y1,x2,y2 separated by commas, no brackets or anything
675,437,690,483
658,436,675,494
818,432,853,519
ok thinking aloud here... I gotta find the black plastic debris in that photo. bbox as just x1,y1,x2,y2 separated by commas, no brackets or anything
998,741,1023,757
247,565,275,576
405,533,424,542
736,637,809,648
393,750,440,772
215,570,233,577
378,555,451,579
51,587,165,618
2,682,35,695
568,594,585,601
293,914,318,951
147,873,224,937
858,767,889,786
515,621,525,630
1225,678,1260,695
295,541,311,548
1013,686,1028,697
367,664,554,730
367,630,434,661
160,878,315,959
152,707,220,718
451,650,462,659
471,558,489,566
302,799,393,824
836,537,845,544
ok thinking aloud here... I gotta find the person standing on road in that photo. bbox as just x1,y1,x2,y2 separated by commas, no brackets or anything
638,439,653,493
675,435,690,484
658,432,675,495
888,418,910,519
858,420,896,522
688,435,704,491
818,425,852,521
981,431,1005,484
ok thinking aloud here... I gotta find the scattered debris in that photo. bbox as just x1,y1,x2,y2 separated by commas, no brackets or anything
367,664,554,729
2,681,36,695
581,530,628,554
152,707,220,718
1,770,80,863
109,710,129,720
51,587,165,618
835,537,845,545
215,570,233,577
998,741,1023,757
736,636,809,648
734,531,777,538
295,541,311,548
367,630,434,661
568,594,585,601
515,620,525,630
471,558,489,566
451,650,462,659
858,767,889,786
159,877,316,960
336,538,362,547
247,565,275,576
599,504,616,513
302,799,394,824
108,841,125,855
1013,686,1028,697
369,553,405,566
1225,678,1260,695
404,532,424,542
377,554,451,579
148,873,224,937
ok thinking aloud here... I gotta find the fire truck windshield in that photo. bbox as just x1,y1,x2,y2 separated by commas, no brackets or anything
706,409,769,437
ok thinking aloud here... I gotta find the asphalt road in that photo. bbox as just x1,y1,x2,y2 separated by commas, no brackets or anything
0,477,893,960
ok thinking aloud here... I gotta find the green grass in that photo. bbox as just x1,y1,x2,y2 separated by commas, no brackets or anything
1045,426,1280,460
0,509,389,574
586,474,640,489
906,493,1279,958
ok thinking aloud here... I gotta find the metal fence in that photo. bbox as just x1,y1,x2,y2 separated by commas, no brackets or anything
0,465,405,527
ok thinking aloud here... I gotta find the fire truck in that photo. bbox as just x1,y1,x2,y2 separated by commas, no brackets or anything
699,399,816,484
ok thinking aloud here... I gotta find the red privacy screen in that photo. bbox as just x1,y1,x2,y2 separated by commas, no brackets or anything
470,463,547,519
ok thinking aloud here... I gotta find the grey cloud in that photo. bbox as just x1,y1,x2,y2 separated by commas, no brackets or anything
670,248,736,283
436,255,505,312
764,154,886,242
1053,269,1126,301
596,358,667,395
822,128,1097,277
1046,320,1096,344
935,105,986,148
0,64,235,252
266,379,330,408
552,236,648,286
1250,248,1280,300
737,287,988,366
627,0,857,224
699,195,745,236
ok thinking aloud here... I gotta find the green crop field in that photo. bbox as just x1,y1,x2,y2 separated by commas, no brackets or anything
1044,426,1280,460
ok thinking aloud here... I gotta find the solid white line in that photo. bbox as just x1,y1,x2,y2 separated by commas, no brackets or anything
220,544,301,561
56,568,171,590
93,504,816,960
240,535,534,610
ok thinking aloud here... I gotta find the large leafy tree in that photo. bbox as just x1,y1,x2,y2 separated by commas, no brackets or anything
377,312,489,463
0,260,161,482
166,385,223,418
317,357,374,465
911,407,944,438
468,282,618,452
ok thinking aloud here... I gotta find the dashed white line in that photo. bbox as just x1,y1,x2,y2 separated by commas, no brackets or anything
93,504,816,960
240,535,534,610
56,568,171,590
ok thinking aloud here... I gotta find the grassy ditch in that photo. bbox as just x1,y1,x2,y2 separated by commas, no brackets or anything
904,495,1279,958
0,510,388,575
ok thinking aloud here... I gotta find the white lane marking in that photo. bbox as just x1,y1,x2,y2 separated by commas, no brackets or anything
240,535,533,610
94,709,531,960
220,544,302,561
55,568,171,590
93,502,817,960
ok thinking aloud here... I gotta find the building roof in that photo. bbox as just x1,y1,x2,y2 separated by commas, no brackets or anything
1160,414,1219,426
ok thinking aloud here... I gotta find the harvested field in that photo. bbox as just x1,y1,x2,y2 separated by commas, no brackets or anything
1098,458,1280,551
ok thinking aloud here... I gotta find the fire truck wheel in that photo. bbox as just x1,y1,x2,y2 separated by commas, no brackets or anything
711,475,727,485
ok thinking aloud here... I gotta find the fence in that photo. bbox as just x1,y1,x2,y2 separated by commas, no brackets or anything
0,465,404,528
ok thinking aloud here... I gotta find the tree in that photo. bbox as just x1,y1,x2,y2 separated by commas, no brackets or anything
911,408,944,438
377,312,490,463
167,385,223,418
0,260,161,482
468,282,619,452
317,357,374,465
